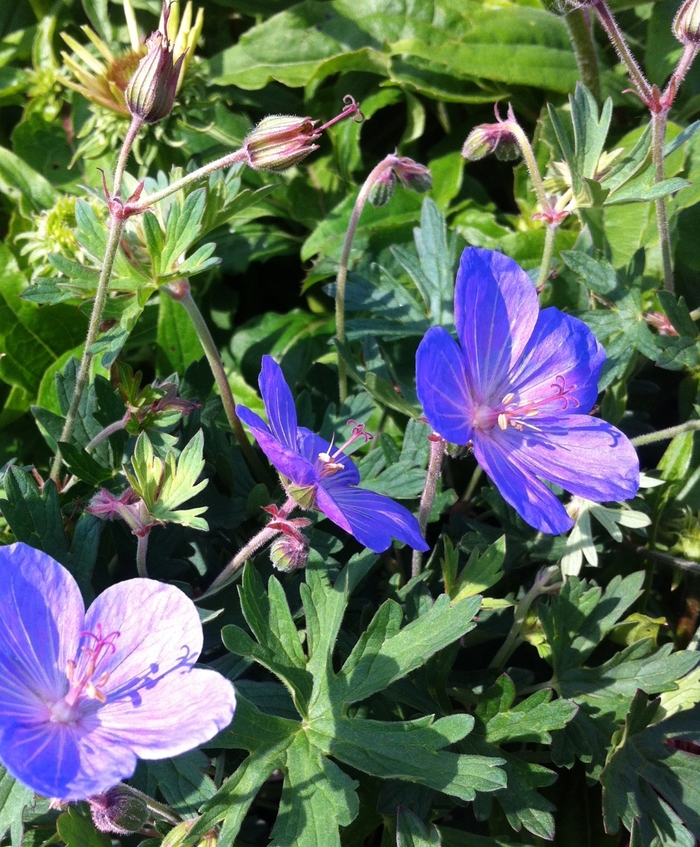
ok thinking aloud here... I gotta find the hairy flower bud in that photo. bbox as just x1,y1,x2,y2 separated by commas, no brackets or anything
125,4,186,124
462,123,520,162
369,169,397,207
270,534,309,572
89,785,149,835
243,94,363,172
392,157,432,193
674,0,700,43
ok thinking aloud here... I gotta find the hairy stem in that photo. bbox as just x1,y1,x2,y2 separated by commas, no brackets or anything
412,435,445,579
592,0,652,103
631,419,700,446
165,281,271,486
85,416,129,453
199,496,297,599
50,215,125,482
627,542,700,575
565,8,601,102
130,148,248,214
113,116,143,200
136,532,150,579
651,110,674,293
508,122,550,215
537,224,559,288
336,156,397,402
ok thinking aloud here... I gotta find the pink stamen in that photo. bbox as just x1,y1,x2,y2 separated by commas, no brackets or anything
317,420,373,476
317,95,365,132
62,625,120,708
496,376,579,432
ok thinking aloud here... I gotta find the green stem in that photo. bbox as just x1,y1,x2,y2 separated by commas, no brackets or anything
461,464,483,506
488,566,560,671
565,8,601,102
49,215,125,482
336,156,398,403
651,110,674,293
411,435,444,579
130,148,248,214
199,495,297,599
631,419,700,447
537,224,559,288
592,0,652,103
123,786,182,825
508,122,550,215
165,281,271,487
136,532,150,578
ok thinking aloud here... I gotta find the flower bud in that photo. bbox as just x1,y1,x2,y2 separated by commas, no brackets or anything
244,115,321,172
369,169,397,207
88,785,149,835
674,0,700,43
270,533,309,572
392,157,432,193
462,123,520,162
125,5,186,124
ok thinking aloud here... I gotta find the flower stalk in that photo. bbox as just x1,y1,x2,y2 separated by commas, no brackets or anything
631,419,700,447
411,434,445,578
163,280,271,486
200,496,298,598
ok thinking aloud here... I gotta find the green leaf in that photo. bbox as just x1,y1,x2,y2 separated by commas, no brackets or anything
56,810,111,847
0,766,34,846
310,714,505,800
270,733,359,847
397,807,441,847
156,292,204,374
330,593,482,706
602,692,700,847
57,442,113,486
145,751,216,817
0,467,69,561
451,536,505,601
0,143,57,210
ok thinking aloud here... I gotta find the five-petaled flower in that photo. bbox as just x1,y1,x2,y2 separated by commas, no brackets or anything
0,543,236,800
416,248,639,534
236,356,429,553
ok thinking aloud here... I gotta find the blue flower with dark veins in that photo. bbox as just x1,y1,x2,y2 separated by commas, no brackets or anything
237,356,429,553
416,247,640,535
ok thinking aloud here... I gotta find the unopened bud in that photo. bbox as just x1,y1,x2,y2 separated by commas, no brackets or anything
674,0,700,43
369,169,397,207
244,94,363,172
244,115,321,172
392,157,432,193
88,785,149,835
462,123,520,162
270,533,309,572
125,5,186,124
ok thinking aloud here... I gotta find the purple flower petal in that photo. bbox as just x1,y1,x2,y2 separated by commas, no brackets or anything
507,309,605,416
455,249,539,399
238,415,318,487
259,356,299,449
416,326,473,445
318,485,429,553
472,433,574,534
496,415,640,503
0,543,82,704
92,668,236,760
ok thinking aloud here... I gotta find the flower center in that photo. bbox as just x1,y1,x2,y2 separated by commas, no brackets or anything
317,420,372,478
50,624,120,723
474,376,579,434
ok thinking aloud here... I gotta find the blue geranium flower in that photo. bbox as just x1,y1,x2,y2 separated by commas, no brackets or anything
416,248,639,535
237,357,429,553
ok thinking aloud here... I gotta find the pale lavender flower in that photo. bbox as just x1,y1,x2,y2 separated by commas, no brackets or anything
0,542,236,800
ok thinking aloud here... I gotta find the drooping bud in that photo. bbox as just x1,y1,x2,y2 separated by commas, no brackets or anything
88,785,149,835
125,3,186,124
462,122,520,162
270,533,309,572
392,157,432,193
674,0,700,43
243,95,363,172
369,169,397,207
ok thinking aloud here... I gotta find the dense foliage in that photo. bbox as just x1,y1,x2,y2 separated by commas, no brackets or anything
2,0,700,846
